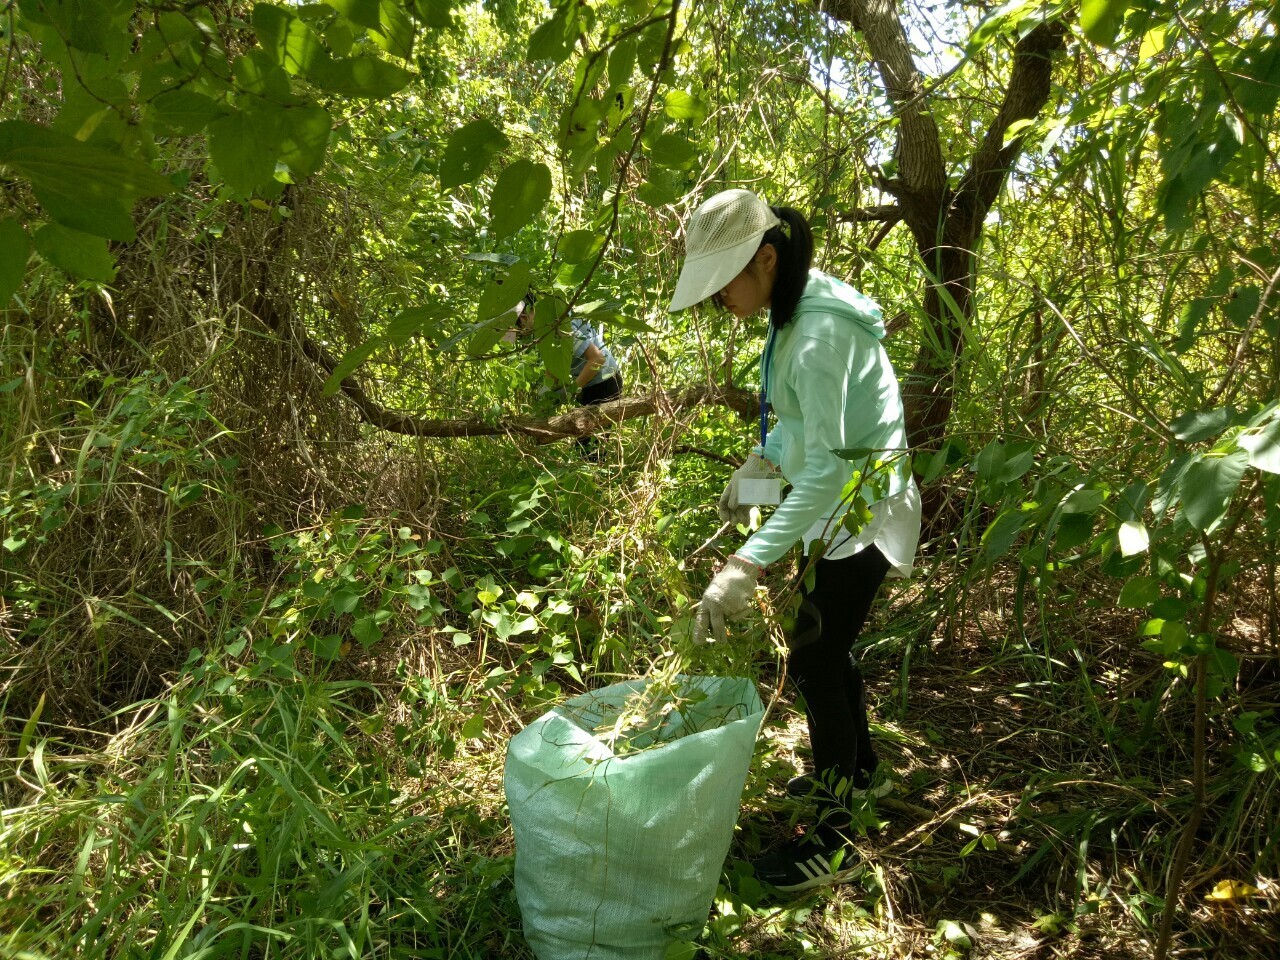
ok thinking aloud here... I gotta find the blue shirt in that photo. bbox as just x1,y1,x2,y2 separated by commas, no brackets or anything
570,318,619,387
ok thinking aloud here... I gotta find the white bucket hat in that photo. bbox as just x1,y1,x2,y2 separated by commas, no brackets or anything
667,189,782,312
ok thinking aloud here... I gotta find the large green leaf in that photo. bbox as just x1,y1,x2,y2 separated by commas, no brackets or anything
307,54,413,98
1118,575,1159,608
208,105,286,195
981,508,1029,560
149,90,229,135
637,21,669,74
1159,119,1242,232
1054,512,1094,551
54,75,130,145
917,438,968,485
20,0,135,55
278,103,332,180
998,442,1036,483
1061,486,1105,515
488,160,551,239
1174,288,1221,353
466,318,507,357
559,229,605,265
233,48,295,102
663,90,707,123
1178,450,1249,531
971,438,1005,482
1080,0,1129,48
1238,418,1280,474
1233,32,1280,116
1115,480,1149,521
1170,406,1240,443
476,262,531,324
650,133,698,169
152,9,201,48
29,178,136,243
327,0,382,31
606,312,655,334
0,218,31,304
1224,285,1260,327
637,171,680,208
0,122,175,242
368,0,414,59
538,327,574,387
439,119,509,190
527,6,575,65
1152,452,1192,517
386,305,443,342
253,3,328,76
32,223,116,283
608,38,637,88
413,0,456,30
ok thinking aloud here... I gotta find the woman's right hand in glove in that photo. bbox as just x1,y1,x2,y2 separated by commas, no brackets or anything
717,453,778,526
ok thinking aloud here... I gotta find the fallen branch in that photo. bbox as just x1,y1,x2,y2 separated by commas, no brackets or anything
254,278,759,442
317,345,757,441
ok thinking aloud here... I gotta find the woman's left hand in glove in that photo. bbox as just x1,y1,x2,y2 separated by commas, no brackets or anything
693,556,761,644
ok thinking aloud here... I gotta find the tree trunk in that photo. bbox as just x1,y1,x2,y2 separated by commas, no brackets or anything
822,2,1067,468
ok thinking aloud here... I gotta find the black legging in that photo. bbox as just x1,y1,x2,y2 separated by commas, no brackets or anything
787,545,891,789
577,373,622,406
575,374,622,455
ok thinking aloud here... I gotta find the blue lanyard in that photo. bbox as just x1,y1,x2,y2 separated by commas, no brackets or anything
759,324,776,447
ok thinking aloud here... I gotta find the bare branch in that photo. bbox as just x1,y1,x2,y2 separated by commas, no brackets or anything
836,203,902,224
956,19,1068,213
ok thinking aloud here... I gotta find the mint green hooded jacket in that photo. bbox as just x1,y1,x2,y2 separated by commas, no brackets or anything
735,270,919,574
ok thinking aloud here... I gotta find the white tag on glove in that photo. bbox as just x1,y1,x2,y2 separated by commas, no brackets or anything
737,477,781,506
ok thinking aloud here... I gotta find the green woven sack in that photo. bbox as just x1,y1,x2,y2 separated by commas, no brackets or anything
504,675,764,960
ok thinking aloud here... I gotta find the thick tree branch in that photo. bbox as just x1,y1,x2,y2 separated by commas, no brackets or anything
246,203,758,444
536,384,757,440
272,301,758,440
836,203,902,224
814,2,1068,519
956,19,1068,213
823,0,948,202
323,368,756,441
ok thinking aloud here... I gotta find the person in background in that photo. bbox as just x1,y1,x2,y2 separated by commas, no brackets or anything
507,292,623,457
667,189,921,894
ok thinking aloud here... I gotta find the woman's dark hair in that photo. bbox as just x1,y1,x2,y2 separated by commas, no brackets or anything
762,206,813,329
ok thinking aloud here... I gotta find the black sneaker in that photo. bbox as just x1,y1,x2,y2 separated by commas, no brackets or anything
752,833,865,893
786,773,892,800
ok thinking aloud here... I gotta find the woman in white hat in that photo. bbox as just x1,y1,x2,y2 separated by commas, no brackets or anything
668,188,921,893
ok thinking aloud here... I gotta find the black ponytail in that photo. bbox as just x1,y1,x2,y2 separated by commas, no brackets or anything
763,206,813,329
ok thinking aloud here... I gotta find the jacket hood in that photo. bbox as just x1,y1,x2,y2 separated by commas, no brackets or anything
796,269,885,339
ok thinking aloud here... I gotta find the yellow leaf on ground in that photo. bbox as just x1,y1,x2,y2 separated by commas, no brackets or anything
1207,879,1260,900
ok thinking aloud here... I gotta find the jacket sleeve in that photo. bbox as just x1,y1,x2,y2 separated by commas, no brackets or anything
736,335,854,568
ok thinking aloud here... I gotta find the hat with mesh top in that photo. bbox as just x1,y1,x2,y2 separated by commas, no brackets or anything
668,189,782,312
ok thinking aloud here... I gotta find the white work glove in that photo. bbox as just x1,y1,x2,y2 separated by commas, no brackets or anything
693,556,761,645
717,454,778,526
